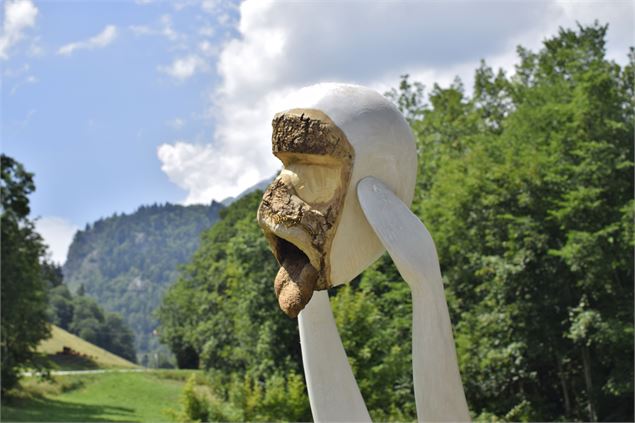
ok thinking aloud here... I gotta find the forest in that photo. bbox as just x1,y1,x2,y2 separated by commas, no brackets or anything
63,200,224,360
158,24,634,421
45,262,136,363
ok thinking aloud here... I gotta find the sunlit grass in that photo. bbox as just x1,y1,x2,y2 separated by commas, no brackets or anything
1,370,199,422
38,325,138,370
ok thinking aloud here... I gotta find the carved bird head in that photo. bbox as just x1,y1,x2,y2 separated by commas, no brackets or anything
257,84,416,317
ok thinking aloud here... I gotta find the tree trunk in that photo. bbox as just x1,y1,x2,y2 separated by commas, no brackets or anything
582,345,597,422
557,357,571,417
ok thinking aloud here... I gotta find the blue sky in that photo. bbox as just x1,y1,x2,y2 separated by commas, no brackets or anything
3,1,237,219
1,0,632,263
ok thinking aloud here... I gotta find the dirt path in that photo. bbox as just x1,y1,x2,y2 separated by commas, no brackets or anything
22,368,149,377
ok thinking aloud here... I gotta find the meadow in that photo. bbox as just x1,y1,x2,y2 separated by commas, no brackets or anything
2,326,196,423
38,325,138,371
1,370,194,422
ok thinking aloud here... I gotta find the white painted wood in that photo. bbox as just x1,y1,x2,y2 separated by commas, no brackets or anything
276,84,417,287
298,291,371,422
273,84,467,422
357,176,470,422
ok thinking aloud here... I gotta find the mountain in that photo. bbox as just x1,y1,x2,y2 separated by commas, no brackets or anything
63,201,224,360
221,176,275,206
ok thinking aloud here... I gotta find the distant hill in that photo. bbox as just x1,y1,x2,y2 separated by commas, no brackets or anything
39,325,138,370
221,176,275,206
63,202,224,360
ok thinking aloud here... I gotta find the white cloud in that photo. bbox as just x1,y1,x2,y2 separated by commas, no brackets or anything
129,24,152,36
158,0,633,204
28,35,43,56
554,0,634,62
198,40,218,57
16,108,36,127
9,74,37,95
166,117,185,129
131,14,182,43
217,13,231,26
159,54,208,80
36,217,79,265
158,141,263,203
0,0,38,60
3,62,29,77
198,25,215,37
159,15,180,41
128,14,190,51
58,25,118,56
201,0,222,14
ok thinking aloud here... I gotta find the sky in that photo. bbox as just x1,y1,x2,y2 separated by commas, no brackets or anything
1,0,633,264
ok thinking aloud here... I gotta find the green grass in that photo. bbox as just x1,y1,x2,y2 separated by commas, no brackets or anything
2,328,190,421
1,370,198,422
38,325,138,370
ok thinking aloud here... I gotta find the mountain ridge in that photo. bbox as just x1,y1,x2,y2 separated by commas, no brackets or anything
63,201,225,360
62,177,274,362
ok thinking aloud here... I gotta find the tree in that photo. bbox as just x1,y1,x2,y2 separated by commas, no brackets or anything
384,74,426,123
102,313,136,362
62,199,224,358
66,294,137,363
44,262,74,330
47,284,74,330
1,155,50,393
413,24,633,421
331,258,417,421
342,22,633,422
158,192,312,421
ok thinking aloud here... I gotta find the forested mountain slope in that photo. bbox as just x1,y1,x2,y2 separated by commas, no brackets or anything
63,202,224,358
46,261,136,362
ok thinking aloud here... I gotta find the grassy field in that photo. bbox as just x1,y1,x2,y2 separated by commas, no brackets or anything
1,327,192,422
1,370,196,422
38,325,138,370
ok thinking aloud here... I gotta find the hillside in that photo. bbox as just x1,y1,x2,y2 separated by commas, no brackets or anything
220,176,274,206
63,202,224,359
39,325,137,370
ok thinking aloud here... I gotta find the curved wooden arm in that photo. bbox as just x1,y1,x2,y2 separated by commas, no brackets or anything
357,176,470,422
298,290,371,422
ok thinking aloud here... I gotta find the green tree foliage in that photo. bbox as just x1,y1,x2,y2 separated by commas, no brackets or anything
46,283,74,329
1,155,50,393
170,374,210,423
63,201,224,359
45,262,136,362
385,74,426,123
411,24,632,421
158,193,311,421
160,24,632,422
44,262,75,330
330,256,416,421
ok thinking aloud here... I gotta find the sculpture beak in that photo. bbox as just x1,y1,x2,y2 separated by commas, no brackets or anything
257,175,320,318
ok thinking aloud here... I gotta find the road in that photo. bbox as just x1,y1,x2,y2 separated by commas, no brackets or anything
21,368,149,377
